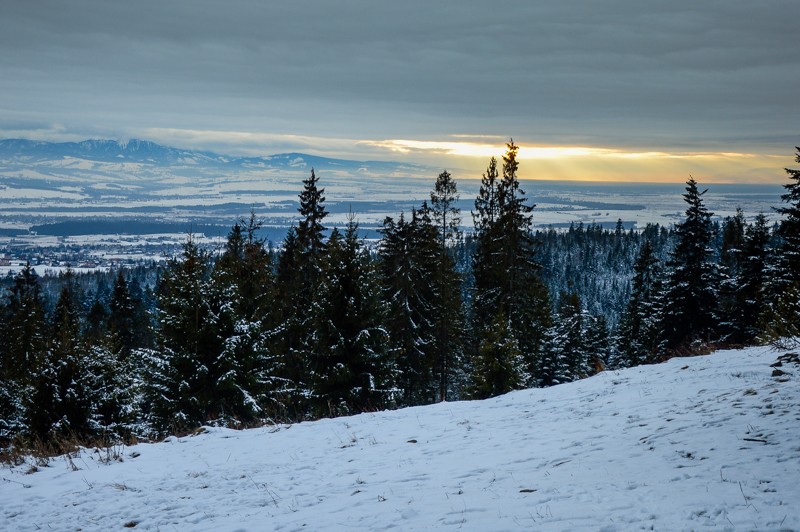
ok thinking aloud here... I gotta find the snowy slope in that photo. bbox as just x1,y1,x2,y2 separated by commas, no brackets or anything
2,345,799,531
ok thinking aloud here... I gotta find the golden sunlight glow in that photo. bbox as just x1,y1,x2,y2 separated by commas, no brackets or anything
360,138,794,182
362,139,766,161
362,139,614,158
134,128,790,183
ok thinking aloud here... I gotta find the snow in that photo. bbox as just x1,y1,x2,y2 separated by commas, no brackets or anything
2,345,799,530
0,187,86,200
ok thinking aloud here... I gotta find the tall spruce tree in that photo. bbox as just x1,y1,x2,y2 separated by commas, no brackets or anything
1,263,47,383
275,169,330,418
0,263,47,441
429,171,465,401
473,157,500,236
472,158,502,328
378,211,438,405
471,141,551,393
762,148,800,345
296,168,328,271
775,148,800,279
660,177,719,350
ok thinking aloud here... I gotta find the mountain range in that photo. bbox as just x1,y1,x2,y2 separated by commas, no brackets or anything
0,138,449,237
0,138,431,176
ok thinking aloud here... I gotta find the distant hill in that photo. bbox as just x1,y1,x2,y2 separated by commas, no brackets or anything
0,138,432,176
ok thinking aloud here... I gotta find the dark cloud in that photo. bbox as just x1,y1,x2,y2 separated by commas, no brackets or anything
1,0,797,153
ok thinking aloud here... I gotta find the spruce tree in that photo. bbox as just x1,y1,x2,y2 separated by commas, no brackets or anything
145,237,219,431
775,147,800,278
762,148,800,345
27,272,95,442
725,213,771,345
378,211,437,405
469,312,524,399
296,168,328,270
107,270,137,357
473,157,500,235
617,240,664,366
717,209,747,343
275,170,330,418
429,171,465,401
471,141,551,393
209,215,281,422
84,297,109,345
547,290,587,384
472,158,502,331
308,220,395,416
126,277,155,350
660,177,719,350
1,263,47,383
0,264,46,441
720,209,746,274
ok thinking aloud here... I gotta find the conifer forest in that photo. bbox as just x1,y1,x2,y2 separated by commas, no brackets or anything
2,141,799,451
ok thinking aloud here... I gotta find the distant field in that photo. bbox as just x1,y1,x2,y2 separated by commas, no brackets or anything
1,180,785,240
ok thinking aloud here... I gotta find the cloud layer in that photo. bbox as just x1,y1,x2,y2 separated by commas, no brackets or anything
1,0,797,180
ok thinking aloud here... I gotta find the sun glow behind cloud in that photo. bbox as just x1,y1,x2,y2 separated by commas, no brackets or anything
93,127,791,184
362,138,764,161
362,139,612,158
360,138,788,183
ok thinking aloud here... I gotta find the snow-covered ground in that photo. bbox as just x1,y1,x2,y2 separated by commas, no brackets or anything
2,345,799,531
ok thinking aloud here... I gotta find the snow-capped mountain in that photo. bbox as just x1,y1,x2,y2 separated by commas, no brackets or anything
0,138,430,175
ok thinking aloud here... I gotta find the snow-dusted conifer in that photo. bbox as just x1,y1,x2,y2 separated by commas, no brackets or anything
275,170,330,418
296,168,328,271
145,237,219,431
208,214,282,422
548,290,587,383
308,219,396,416
660,176,719,350
762,149,800,345
107,270,138,357
0,263,46,441
616,239,664,366
471,141,551,390
27,272,95,442
429,172,466,401
469,312,524,399
378,211,438,404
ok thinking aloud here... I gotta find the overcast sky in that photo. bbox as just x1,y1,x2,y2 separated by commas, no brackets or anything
1,0,798,182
